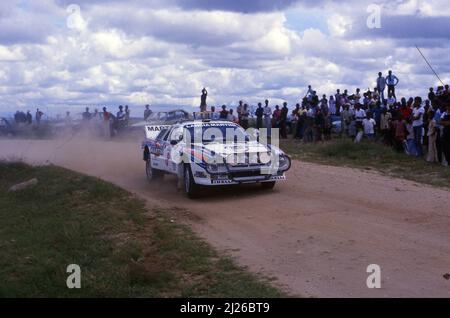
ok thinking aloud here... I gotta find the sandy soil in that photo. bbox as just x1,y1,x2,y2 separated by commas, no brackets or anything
1,138,450,297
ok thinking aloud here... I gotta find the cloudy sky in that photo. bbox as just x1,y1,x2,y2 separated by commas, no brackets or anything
0,0,449,115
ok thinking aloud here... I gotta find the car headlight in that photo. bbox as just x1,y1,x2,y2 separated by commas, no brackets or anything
205,163,227,174
278,154,291,171
259,152,271,164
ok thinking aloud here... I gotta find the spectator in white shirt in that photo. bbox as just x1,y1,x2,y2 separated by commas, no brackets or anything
227,109,238,123
412,96,425,156
387,92,396,107
363,114,376,140
329,96,336,115
376,72,386,102
263,99,272,137
385,70,399,99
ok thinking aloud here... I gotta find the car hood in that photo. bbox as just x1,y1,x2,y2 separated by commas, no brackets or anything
189,141,284,157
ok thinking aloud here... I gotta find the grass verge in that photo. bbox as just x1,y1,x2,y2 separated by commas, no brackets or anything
0,162,285,297
281,138,450,188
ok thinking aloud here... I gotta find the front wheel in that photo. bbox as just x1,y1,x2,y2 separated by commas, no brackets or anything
146,159,163,183
184,165,201,199
261,181,276,190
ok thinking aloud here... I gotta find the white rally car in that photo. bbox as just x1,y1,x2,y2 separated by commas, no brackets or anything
141,120,291,198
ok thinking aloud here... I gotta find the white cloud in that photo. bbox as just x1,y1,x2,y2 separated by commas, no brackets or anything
0,0,449,115
0,46,25,61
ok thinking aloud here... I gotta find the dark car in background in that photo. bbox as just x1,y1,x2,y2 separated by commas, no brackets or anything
0,118,15,137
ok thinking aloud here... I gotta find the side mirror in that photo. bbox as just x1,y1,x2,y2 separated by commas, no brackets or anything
170,140,178,146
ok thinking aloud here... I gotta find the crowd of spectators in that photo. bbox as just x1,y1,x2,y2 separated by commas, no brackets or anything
199,70,450,167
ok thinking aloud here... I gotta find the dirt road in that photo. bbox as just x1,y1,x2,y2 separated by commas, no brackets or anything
1,138,450,297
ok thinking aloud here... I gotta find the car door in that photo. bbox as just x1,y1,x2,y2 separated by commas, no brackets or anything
162,126,184,174
151,127,170,170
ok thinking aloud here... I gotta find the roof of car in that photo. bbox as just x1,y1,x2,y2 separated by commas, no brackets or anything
177,120,240,127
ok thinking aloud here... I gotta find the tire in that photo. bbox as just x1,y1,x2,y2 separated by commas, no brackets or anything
146,159,163,183
261,181,276,190
184,165,201,199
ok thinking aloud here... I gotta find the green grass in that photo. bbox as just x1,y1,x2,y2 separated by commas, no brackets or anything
281,138,450,188
0,162,285,298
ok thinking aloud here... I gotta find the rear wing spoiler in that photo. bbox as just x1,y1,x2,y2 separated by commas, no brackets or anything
145,124,172,140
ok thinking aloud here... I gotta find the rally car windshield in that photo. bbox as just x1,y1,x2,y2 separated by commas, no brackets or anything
183,123,249,143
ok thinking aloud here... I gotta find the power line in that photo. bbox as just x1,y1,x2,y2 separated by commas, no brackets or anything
415,44,445,86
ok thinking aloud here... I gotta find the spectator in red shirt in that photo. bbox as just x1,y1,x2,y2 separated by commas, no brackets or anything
399,102,412,120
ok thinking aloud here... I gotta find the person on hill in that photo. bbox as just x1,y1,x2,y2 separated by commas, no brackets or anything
200,88,208,112
144,104,152,120
376,72,386,102
385,70,399,99
219,105,229,120
255,103,264,130
263,100,272,137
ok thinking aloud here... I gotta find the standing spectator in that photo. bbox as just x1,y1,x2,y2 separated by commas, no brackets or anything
354,88,362,105
144,105,152,120
385,70,399,99
335,89,342,116
237,101,244,122
341,104,352,136
428,88,436,107
314,108,324,143
362,114,376,140
280,102,288,139
412,96,425,157
354,104,366,142
297,106,307,140
380,108,392,145
255,103,264,129
227,109,238,123
116,105,126,131
124,105,130,126
210,106,220,120
289,109,298,137
387,92,396,108
102,107,111,138
200,88,207,112
373,87,380,102
329,96,336,115
426,110,438,163
433,104,443,163
26,111,32,125
423,100,431,148
372,101,382,132
272,105,281,128
320,95,328,114
311,92,319,109
35,108,44,126
219,105,229,120
263,100,272,137
440,103,450,166
304,106,315,142
241,104,250,129
305,85,314,102
405,118,417,156
324,111,332,140
376,72,386,101
399,99,412,120
354,104,366,127
392,116,407,152
82,107,92,122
